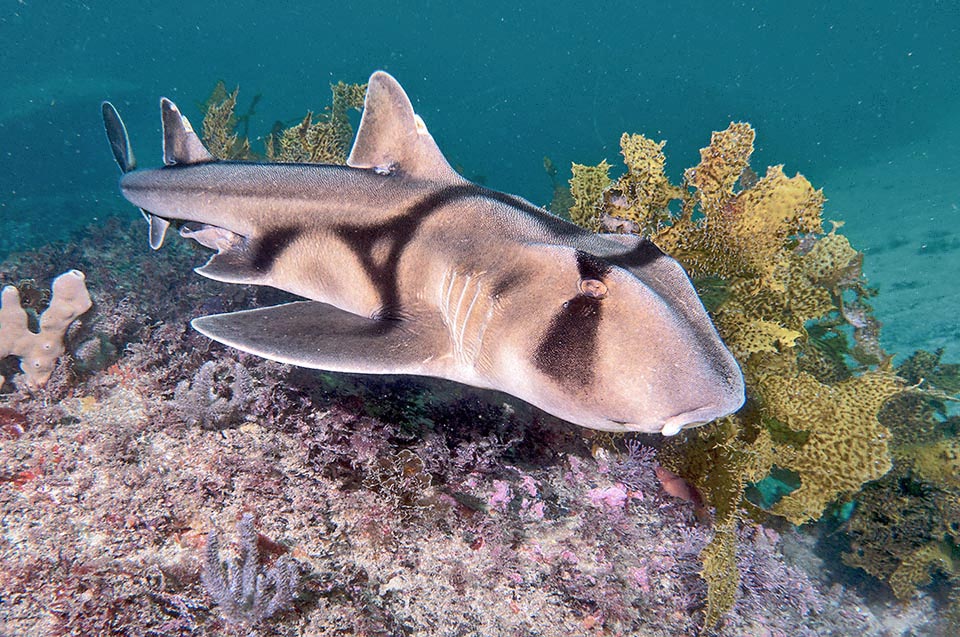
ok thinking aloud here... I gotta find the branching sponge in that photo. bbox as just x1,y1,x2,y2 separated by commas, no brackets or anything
0,270,92,389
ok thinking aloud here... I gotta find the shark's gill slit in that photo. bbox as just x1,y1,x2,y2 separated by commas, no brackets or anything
457,281,484,363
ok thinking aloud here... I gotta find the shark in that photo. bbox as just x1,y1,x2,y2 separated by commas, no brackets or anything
102,71,745,435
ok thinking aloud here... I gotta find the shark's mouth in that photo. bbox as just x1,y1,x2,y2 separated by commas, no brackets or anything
179,221,244,254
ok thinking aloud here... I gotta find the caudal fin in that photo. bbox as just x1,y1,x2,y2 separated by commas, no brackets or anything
102,101,171,249
102,102,136,173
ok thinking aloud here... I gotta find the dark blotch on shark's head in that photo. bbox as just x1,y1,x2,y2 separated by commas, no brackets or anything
575,250,612,281
533,250,613,389
534,293,603,388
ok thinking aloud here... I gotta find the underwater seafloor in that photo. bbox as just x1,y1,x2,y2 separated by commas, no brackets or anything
2,97,959,637
0,218,956,637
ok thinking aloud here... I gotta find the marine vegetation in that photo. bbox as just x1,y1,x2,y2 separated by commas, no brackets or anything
839,349,960,627
201,513,301,627
566,125,912,624
201,80,367,164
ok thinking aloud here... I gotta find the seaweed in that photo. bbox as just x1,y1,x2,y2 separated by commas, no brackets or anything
567,124,907,624
839,350,960,624
201,80,366,165
264,81,367,165
201,82,251,160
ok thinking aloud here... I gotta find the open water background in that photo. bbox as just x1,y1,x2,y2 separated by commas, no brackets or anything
1,1,957,357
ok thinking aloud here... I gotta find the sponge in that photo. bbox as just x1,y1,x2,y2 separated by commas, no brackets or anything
0,270,92,389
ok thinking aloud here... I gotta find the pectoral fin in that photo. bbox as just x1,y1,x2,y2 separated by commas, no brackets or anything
191,301,445,376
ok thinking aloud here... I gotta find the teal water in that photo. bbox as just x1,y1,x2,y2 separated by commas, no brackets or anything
1,2,957,352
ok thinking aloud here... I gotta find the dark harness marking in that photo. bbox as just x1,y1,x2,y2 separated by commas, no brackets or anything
533,250,613,388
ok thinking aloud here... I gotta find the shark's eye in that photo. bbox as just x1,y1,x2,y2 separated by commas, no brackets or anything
578,278,607,299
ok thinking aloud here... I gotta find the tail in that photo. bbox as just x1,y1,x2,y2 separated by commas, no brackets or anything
102,102,136,173
101,101,170,250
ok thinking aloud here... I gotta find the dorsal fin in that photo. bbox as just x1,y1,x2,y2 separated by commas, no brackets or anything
347,71,461,183
161,98,214,166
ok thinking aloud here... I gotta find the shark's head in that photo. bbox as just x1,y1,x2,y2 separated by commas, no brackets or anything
500,243,745,435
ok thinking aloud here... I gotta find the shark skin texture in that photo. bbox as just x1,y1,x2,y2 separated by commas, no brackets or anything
102,71,745,435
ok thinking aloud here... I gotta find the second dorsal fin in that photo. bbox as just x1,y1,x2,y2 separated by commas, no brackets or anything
161,98,214,166
347,71,461,183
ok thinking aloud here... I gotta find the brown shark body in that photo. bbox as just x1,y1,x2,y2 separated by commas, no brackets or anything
102,71,745,435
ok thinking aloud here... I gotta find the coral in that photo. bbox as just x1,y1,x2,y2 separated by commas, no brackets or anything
201,514,300,627
170,358,256,429
0,270,92,389
567,123,905,623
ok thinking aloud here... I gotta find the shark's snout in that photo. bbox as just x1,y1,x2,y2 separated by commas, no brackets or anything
660,367,746,435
